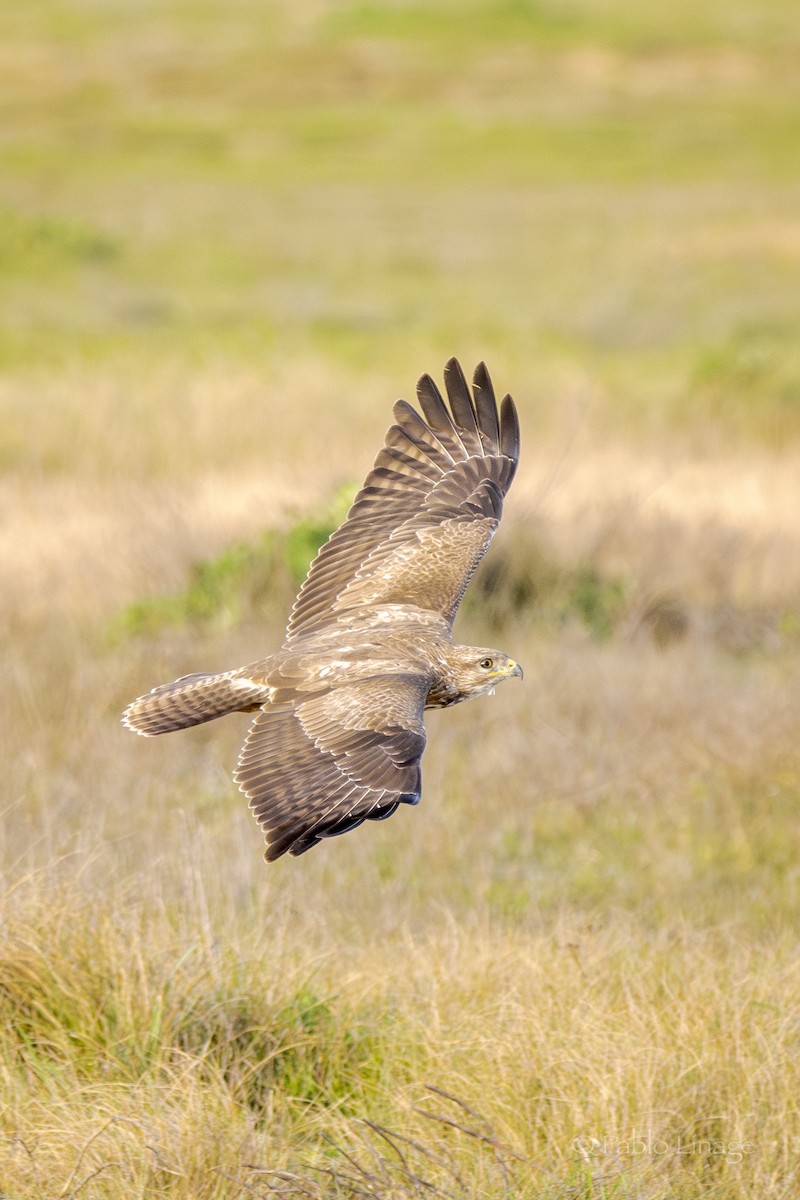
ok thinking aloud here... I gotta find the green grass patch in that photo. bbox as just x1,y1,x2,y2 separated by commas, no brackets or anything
469,538,632,640
323,0,800,50
683,324,800,445
0,208,117,276
112,483,357,638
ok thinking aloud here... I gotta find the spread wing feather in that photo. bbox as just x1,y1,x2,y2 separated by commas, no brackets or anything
234,674,427,860
472,362,500,452
442,358,484,455
286,358,519,642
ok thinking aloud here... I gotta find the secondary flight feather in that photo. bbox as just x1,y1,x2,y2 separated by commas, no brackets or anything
123,358,522,861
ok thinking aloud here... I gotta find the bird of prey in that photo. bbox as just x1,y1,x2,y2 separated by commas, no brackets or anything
123,359,522,861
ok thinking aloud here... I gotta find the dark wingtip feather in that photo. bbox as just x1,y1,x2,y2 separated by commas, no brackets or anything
471,362,500,452
499,393,520,464
472,361,491,391
393,397,416,423
442,356,463,388
443,358,481,451
264,835,297,861
415,372,451,432
416,372,442,401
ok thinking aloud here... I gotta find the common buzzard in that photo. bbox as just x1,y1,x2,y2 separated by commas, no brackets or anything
123,359,522,860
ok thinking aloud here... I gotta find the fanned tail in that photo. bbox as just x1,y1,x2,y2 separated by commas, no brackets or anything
122,670,271,736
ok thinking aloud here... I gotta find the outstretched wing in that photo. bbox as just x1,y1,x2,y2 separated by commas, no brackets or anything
286,359,519,641
234,674,428,861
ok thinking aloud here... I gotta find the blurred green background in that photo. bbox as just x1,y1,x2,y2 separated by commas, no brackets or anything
2,0,800,444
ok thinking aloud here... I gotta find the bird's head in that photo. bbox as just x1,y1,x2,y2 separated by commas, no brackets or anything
449,646,524,700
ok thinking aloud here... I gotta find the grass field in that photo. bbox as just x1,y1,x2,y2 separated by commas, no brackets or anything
2,1,800,1196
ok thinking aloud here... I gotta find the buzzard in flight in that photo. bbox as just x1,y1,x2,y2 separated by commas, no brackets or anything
123,359,522,860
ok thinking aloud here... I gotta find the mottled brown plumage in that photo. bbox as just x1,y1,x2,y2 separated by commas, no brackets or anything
123,359,522,861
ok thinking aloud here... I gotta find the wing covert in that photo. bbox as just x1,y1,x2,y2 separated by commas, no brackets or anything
234,674,428,860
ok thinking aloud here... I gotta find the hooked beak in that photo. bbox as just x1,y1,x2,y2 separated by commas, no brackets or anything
507,659,524,681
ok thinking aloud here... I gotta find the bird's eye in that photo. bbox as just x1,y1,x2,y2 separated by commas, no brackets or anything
479,657,494,670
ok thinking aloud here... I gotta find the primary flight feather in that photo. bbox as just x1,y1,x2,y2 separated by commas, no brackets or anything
123,359,522,861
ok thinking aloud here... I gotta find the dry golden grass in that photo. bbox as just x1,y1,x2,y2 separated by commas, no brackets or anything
3,355,800,1197
2,879,799,1198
